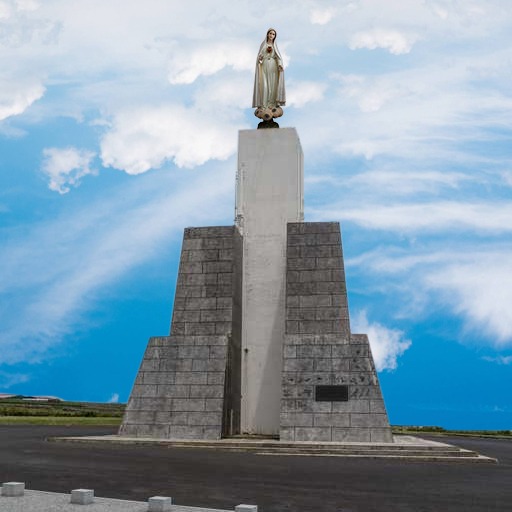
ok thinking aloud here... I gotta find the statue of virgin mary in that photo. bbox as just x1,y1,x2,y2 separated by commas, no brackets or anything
252,28,286,110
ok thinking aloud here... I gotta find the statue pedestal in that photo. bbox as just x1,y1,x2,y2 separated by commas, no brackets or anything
236,128,304,434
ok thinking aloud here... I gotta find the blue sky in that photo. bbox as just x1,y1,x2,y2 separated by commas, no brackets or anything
1,0,511,429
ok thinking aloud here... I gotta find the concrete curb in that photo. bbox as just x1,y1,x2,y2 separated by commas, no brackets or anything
48,434,497,463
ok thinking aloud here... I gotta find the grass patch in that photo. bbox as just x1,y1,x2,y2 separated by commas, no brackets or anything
392,425,512,439
0,398,124,425
0,416,122,426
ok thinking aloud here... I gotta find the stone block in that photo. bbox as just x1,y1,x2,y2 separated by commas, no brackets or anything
187,412,222,426
185,322,216,336
283,358,314,372
202,261,233,273
313,413,350,427
175,372,207,385
299,295,331,308
296,345,332,358
315,257,342,269
172,309,200,323
332,428,371,443
207,372,225,385
161,359,192,372
171,399,205,412
177,346,210,359
157,385,189,398
206,359,227,372
215,321,232,334
313,359,333,371
294,427,332,442
204,398,224,412
148,496,173,512
350,413,389,428
330,345,351,357
169,425,206,439
235,505,258,512
209,345,228,358
199,309,231,323
370,400,387,414
70,489,94,505
332,400,370,413
189,385,224,398
280,412,313,427
283,345,296,358
2,482,25,497
370,428,394,443
279,427,295,441
191,359,208,372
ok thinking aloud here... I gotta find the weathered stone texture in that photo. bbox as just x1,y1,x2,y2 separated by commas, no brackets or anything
280,222,393,443
120,227,237,440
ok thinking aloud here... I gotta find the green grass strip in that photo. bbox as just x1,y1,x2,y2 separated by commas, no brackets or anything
0,416,122,426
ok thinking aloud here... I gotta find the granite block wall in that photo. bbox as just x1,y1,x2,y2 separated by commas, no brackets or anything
120,226,241,439
280,222,393,443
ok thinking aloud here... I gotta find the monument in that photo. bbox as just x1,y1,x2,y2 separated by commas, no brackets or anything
119,29,392,443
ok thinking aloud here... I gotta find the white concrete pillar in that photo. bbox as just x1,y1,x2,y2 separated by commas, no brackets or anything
236,128,303,435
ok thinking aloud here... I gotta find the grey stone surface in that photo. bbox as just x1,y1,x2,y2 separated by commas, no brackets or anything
280,222,393,443
71,489,94,505
234,506,258,512
0,489,232,512
2,482,24,497
120,226,238,440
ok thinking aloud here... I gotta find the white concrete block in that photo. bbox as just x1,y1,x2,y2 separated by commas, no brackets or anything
2,481,25,497
236,127,303,435
235,505,258,512
148,496,173,511
70,488,94,505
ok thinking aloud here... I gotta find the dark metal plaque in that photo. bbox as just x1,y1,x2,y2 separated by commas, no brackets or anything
315,385,349,402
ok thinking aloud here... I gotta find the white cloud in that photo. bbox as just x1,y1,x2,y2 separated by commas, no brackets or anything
349,29,418,55
168,41,253,85
41,147,96,194
100,105,238,174
287,81,326,108
0,370,29,388
0,80,44,121
0,163,234,364
310,8,336,25
352,310,411,371
482,356,512,365
347,246,512,348
425,254,512,346
317,202,512,234
108,392,119,403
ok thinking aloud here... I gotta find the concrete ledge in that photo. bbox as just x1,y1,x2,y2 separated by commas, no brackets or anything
0,489,233,512
48,435,497,463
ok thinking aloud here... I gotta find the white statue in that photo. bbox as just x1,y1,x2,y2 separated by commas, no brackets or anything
252,28,286,121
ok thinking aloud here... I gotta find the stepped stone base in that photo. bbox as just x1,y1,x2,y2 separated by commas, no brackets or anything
121,222,392,442
280,222,393,443
119,226,240,440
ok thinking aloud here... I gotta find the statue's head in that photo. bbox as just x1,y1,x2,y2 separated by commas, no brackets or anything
266,28,277,42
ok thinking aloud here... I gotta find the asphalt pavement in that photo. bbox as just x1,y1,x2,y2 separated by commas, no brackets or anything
0,425,511,512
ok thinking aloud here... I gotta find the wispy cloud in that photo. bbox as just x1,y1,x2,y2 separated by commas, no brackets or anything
482,356,512,366
0,163,234,364
352,310,411,371
42,147,96,193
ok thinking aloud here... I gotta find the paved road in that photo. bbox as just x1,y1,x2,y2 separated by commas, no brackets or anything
0,426,511,512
